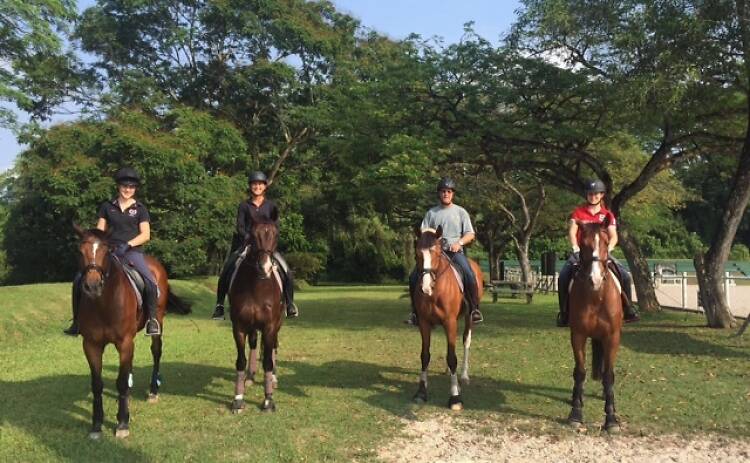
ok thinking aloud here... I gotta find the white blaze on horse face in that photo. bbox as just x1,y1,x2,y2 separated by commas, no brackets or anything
91,241,99,261
261,254,273,277
590,233,604,290
421,249,433,296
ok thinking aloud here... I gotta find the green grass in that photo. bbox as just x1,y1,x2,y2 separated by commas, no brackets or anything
0,281,748,462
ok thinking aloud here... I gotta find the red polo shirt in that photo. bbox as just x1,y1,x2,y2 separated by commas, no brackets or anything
571,204,616,243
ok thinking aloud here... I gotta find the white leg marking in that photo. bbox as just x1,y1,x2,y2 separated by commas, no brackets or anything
234,394,243,400
127,373,133,388
420,370,428,386
461,330,472,381
450,373,460,396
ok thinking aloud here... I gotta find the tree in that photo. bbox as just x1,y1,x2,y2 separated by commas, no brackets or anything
508,0,749,327
0,0,84,126
3,108,247,283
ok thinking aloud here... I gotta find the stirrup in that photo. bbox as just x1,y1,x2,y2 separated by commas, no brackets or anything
471,309,483,324
556,311,569,327
211,304,225,320
404,312,418,326
624,309,640,323
145,318,161,336
286,303,299,318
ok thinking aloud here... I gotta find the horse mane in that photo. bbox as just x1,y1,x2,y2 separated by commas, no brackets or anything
83,228,110,243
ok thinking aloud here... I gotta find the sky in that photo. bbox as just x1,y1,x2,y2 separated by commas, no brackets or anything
0,0,522,173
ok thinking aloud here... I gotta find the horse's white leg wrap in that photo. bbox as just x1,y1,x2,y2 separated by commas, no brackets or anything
450,373,460,396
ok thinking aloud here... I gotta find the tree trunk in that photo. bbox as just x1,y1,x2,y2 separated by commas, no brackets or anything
695,254,736,328
515,240,533,288
617,223,660,313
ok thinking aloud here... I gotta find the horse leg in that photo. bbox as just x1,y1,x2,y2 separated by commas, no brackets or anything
83,340,105,439
245,330,258,387
413,322,431,404
114,338,135,438
231,327,247,414
260,329,277,412
148,334,163,403
567,333,587,427
460,323,472,385
445,320,463,411
602,337,621,433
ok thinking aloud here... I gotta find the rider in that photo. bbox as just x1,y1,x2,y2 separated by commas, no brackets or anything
64,167,161,336
211,171,299,320
556,178,641,327
406,177,483,326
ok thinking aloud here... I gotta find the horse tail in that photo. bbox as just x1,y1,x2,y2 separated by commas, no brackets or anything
591,339,603,380
167,287,192,314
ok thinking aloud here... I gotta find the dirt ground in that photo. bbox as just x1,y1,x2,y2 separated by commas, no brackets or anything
376,415,750,463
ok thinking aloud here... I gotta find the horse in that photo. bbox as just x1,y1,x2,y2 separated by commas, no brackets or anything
228,207,284,413
566,222,624,432
73,224,190,439
412,226,484,410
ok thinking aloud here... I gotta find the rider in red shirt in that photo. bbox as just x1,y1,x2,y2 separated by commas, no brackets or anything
556,179,640,326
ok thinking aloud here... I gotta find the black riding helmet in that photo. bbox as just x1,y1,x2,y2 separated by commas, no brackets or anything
248,171,268,184
436,177,457,192
584,179,606,195
114,167,140,186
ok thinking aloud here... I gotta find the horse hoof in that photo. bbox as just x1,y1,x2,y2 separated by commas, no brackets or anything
115,428,130,439
605,423,621,434
460,375,470,385
261,399,276,412
568,419,584,429
88,431,102,440
448,396,463,411
231,399,245,414
147,393,159,404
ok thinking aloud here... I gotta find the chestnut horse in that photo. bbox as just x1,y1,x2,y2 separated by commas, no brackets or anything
412,226,483,410
229,208,284,413
73,225,189,439
567,222,623,432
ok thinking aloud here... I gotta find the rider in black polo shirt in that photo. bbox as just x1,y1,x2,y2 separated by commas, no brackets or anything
64,167,161,336
211,171,300,320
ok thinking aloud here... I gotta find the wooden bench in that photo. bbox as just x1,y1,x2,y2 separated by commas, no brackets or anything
485,280,534,304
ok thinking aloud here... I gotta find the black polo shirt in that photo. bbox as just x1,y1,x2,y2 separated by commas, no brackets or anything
97,199,151,252
232,198,279,249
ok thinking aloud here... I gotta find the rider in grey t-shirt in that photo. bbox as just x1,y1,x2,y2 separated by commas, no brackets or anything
406,177,484,325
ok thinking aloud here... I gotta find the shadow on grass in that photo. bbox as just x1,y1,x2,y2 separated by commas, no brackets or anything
271,359,571,423
0,361,234,461
622,329,747,358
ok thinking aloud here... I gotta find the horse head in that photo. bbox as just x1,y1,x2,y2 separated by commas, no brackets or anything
577,222,610,291
247,206,279,279
73,223,112,297
414,226,444,296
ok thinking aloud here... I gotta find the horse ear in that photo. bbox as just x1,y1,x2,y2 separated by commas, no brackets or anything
435,225,443,239
73,222,85,238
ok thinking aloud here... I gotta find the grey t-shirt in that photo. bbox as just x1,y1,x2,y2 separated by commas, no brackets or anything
420,204,475,250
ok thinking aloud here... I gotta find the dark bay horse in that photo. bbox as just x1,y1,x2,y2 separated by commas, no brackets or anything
567,222,623,432
229,208,284,413
412,226,484,410
73,225,189,439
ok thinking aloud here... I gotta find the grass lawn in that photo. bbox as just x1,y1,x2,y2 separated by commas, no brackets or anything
0,280,748,461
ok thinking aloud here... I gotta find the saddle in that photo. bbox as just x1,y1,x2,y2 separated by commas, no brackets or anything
441,251,465,293
112,255,157,311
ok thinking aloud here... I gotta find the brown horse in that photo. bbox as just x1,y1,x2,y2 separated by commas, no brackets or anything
73,224,189,439
412,226,484,410
567,222,623,432
229,207,284,413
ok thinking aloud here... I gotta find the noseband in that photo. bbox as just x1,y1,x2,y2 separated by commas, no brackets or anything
420,250,451,289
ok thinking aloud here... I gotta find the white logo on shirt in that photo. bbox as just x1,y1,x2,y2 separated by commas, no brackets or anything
128,209,138,217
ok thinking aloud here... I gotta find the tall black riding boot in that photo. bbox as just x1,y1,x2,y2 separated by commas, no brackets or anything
144,280,161,336
63,277,82,336
281,268,299,318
